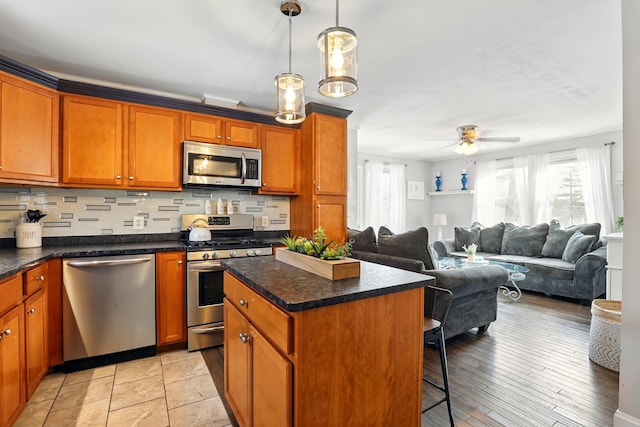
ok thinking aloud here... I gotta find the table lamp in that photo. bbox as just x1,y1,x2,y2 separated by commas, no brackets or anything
433,213,447,241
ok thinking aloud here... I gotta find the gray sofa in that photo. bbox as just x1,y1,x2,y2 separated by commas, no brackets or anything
432,220,607,302
348,226,509,339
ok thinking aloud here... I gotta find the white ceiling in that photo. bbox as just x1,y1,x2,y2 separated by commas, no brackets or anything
0,0,622,160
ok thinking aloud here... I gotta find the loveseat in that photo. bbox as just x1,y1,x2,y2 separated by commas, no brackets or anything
348,226,509,339
432,220,607,302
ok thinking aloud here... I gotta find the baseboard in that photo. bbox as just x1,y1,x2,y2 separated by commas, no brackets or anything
614,409,640,427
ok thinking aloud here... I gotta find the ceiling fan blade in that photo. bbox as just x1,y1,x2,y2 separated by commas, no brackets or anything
478,137,521,143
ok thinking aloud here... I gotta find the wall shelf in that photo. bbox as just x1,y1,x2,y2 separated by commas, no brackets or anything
428,190,474,196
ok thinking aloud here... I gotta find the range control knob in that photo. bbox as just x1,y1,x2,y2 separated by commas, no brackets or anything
246,250,255,257
213,252,220,259
202,253,210,260
230,250,237,258
255,249,262,256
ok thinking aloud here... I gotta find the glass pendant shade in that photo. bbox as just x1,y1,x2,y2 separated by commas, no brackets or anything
454,141,479,155
275,73,305,124
318,27,358,97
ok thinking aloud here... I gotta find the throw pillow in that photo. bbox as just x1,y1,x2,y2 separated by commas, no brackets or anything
454,226,481,252
562,231,597,263
378,226,436,270
478,222,505,254
501,223,549,257
541,219,576,258
347,227,378,253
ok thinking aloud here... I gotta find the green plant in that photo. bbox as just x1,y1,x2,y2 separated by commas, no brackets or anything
462,243,477,255
616,216,623,231
281,227,353,260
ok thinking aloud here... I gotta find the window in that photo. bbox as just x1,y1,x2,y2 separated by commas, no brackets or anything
547,151,587,225
358,160,406,232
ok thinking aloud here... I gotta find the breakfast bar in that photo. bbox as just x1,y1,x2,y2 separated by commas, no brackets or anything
222,256,435,427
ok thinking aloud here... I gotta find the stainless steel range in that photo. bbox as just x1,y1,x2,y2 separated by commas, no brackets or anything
181,214,273,351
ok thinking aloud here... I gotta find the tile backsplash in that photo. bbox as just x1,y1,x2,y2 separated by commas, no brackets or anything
0,187,289,238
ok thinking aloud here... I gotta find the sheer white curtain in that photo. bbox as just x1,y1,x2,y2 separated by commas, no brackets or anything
388,163,406,232
513,156,530,225
472,160,498,225
530,153,550,224
577,144,615,235
364,161,384,231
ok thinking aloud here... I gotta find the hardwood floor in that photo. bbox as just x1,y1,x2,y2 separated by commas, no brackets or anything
203,292,619,427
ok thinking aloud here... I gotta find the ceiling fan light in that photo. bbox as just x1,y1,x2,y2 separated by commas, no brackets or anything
275,73,305,124
454,141,479,155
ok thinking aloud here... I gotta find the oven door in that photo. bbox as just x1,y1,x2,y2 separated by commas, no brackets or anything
187,260,225,350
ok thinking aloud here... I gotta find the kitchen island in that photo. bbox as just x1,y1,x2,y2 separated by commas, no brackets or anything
222,256,435,427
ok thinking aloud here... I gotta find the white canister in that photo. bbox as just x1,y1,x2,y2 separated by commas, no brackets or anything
16,223,43,248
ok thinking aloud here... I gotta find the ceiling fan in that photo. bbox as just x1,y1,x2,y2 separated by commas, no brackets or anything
454,125,520,155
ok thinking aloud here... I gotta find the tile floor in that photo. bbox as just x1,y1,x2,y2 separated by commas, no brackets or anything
14,350,232,427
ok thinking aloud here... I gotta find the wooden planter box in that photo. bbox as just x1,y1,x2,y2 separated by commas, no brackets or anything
275,247,360,280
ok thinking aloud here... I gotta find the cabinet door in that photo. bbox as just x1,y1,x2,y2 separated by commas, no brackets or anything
259,126,299,195
0,305,26,427
47,258,63,367
251,324,292,427
62,96,124,186
128,105,182,189
224,120,260,148
314,114,347,196
0,74,59,183
25,288,47,400
184,113,222,144
315,197,347,243
156,251,186,346
224,301,251,427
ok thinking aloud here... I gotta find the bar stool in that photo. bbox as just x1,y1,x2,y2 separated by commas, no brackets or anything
422,285,454,426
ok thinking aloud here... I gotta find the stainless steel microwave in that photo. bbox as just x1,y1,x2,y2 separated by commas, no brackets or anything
183,141,262,188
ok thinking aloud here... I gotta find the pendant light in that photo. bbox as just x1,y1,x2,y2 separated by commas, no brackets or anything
317,0,358,98
275,1,305,124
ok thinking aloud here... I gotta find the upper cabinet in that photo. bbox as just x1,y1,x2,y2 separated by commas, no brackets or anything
0,73,59,185
259,125,299,195
184,112,259,148
312,114,347,196
62,95,183,190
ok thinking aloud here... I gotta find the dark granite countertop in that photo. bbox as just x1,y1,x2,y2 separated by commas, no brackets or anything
0,241,185,281
222,256,434,312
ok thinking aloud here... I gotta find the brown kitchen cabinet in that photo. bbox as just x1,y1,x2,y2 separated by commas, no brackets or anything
224,272,293,427
62,95,183,190
0,274,26,427
290,111,348,242
0,72,59,185
184,112,260,148
258,125,299,195
46,258,63,367
24,288,47,400
223,270,423,426
156,251,187,346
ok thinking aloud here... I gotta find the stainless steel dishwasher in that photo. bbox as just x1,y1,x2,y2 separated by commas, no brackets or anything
62,254,156,369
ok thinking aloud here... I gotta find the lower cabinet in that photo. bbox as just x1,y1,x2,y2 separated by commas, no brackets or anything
224,300,292,427
25,288,47,400
156,251,187,346
0,304,26,427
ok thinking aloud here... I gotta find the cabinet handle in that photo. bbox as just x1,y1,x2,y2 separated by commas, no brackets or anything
317,186,321,190
116,175,122,179
262,183,266,186
239,299,248,307
129,176,134,180
0,329,11,338
217,135,222,139
239,333,250,344
0,165,2,170
36,275,45,281
226,136,231,140
177,260,183,265
27,308,36,314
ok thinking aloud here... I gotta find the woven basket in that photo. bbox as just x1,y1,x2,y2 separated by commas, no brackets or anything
589,299,622,372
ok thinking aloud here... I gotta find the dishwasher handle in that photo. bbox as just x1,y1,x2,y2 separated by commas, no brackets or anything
67,258,152,268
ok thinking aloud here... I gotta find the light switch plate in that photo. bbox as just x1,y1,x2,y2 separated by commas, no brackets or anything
261,216,269,227
133,216,145,230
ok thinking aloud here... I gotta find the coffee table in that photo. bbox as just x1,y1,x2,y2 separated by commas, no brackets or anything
436,257,529,301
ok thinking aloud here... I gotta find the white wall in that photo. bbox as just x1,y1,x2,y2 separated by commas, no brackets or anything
616,1,640,425
428,130,624,239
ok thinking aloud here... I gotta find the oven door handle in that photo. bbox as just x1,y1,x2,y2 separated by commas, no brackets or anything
188,263,224,272
191,325,225,334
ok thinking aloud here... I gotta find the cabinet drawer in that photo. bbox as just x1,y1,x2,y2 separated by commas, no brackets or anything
224,272,292,354
0,274,23,314
24,262,48,296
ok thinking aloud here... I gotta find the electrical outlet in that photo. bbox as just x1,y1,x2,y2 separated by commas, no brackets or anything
261,216,269,227
133,216,145,230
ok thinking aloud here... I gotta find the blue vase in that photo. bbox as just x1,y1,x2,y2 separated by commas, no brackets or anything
435,176,442,192
461,173,468,191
